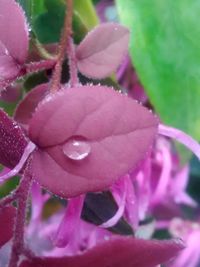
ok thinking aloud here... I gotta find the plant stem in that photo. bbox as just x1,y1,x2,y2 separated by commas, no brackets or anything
8,163,32,267
0,192,17,207
50,0,74,93
0,59,56,93
25,60,56,74
65,0,79,86
68,37,79,87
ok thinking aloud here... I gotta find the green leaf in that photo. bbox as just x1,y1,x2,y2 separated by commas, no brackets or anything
16,0,45,23
33,0,65,43
73,11,89,44
32,0,98,44
117,0,200,141
74,0,99,29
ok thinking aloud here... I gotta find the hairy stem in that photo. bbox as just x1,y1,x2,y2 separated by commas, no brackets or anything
50,0,74,92
0,192,17,207
0,59,56,93
68,36,79,87
8,164,32,267
65,0,79,86
25,60,56,74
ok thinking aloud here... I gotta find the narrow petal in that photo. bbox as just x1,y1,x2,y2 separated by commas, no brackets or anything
124,175,138,228
54,195,85,248
153,140,172,201
101,177,127,228
158,124,200,160
30,182,49,222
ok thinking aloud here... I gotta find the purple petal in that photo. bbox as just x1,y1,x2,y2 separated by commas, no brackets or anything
76,23,129,79
20,237,184,267
54,195,85,248
29,85,158,197
171,165,197,207
101,176,127,228
170,230,200,267
134,158,152,221
30,182,50,222
0,0,29,64
0,109,28,168
124,175,138,228
152,139,172,202
0,206,16,248
158,124,200,160
14,83,49,130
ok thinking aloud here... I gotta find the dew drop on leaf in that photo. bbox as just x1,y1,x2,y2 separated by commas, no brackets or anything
62,137,91,161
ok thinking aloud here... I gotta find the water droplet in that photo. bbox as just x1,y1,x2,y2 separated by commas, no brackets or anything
63,138,91,160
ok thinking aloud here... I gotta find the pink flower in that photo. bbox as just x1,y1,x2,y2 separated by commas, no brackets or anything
169,218,200,267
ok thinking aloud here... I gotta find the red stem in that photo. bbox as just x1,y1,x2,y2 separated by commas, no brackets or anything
50,0,73,92
8,164,32,267
65,0,78,86
0,192,17,207
0,59,56,94
68,37,79,87
25,59,56,74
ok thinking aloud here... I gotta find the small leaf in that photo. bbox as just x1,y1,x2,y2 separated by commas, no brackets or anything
0,109,27,168
16,0,45,24
0,0,29,64
28,85,158,198
76,23,130,79
20,237,184,267
33,0,65,44
0,52,20,81
74,0,99,30
14,83,49,129
32,0,91,44
0,206,16,248
0,85,21,103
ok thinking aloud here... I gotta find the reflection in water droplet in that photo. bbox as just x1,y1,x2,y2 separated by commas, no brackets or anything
63,138,91,160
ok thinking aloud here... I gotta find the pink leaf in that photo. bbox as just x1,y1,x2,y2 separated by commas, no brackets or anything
0,109,27,168
19,237,184,267
0,0,29,64
0,42,20,80
14,83,49,130
29,85,158,198
76,23,129,79
0,84,21,103
0,206,16,248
